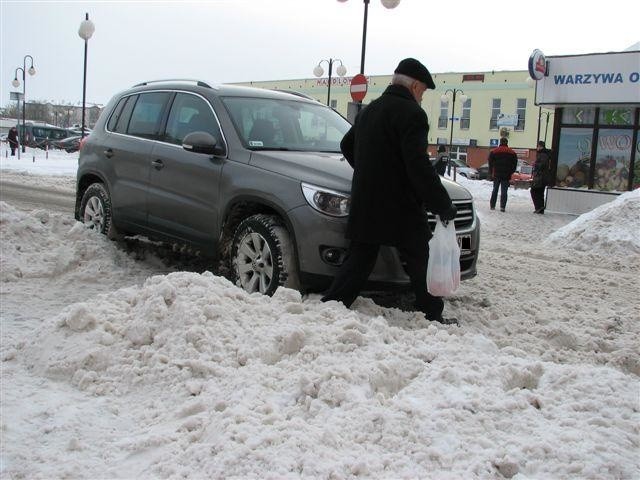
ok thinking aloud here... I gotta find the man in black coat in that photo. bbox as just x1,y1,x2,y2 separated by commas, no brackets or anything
488,137,518,212
434,145,448,176
530,140,553,214
321,58,457,324
7,127,19,156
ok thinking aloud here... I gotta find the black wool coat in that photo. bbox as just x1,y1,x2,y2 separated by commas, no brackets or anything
532,148,553,187
340,84,453,246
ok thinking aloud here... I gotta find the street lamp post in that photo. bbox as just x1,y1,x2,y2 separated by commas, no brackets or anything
78,12,95,139
313,59,347,106
12,55,35,153
337,0,400,75
441,88,468,175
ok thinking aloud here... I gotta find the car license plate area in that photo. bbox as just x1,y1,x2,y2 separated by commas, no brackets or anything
457,234,471,254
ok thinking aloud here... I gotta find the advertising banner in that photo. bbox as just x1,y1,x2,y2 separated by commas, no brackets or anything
535,51,640,105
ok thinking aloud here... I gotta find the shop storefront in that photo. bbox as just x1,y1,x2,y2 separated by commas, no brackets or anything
531,49,639,193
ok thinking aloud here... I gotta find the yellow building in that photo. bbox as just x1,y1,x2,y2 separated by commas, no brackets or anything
236,69,552,168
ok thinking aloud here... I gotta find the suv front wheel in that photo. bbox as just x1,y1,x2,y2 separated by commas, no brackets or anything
231,214,298,296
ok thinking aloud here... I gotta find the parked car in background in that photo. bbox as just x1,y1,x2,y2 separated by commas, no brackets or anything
450,158,479,179
477,163,490,180
76,80,480,297
18,122,75,149
510,162,533,188
53,135,82,153
477,161,532,187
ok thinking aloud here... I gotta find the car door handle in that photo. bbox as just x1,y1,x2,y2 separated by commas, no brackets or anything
104,148,114,158
151,159,164,170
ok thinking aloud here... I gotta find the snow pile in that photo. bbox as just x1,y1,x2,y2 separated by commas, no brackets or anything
544,189,640,256
0,147,79,176
0,202,152,283
2,158,639,479
14,271,639,478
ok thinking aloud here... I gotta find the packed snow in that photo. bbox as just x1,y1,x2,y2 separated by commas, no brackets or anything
1,147,638,479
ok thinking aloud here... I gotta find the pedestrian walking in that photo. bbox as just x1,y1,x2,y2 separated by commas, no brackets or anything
7,126,19,156
488,137,518,212
434,145,448,176
321,58,458,324
531,140,553,214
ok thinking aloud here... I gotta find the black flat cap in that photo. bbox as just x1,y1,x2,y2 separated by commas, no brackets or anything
394,58,436,89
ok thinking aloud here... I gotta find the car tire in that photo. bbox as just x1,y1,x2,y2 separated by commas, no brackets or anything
79,183,117,238
231,214,299,296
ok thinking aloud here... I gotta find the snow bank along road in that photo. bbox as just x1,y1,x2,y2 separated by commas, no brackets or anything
1,169,638,479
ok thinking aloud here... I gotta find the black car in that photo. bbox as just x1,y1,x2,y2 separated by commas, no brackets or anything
477,163,490,180
54,135,82,153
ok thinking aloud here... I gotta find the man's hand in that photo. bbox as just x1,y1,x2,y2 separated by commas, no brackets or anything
440,204,457,221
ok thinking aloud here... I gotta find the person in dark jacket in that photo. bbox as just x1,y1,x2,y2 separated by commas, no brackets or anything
488,137,518,212
7,126,19,156
530,140,553,214
321,58,458,324
434,145,448,176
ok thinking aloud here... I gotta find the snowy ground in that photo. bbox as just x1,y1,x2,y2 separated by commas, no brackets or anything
1,147,639,479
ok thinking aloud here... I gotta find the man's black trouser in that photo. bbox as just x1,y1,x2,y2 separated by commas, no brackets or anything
490,179,511,209
530,186,546,212
321,228,444,319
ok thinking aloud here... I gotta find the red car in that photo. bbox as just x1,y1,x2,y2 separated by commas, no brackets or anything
510,163,533,188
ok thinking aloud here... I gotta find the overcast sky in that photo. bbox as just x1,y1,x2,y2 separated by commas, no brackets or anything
1,0,638,107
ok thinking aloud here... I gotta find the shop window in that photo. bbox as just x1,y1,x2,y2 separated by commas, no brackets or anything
515,98,526,131
330,99,337,109
438,100,448,129
561,107,595,125
599,107,633,126
489,98,501,130
556,128,593,188
594,129,633,191
460,98,471,130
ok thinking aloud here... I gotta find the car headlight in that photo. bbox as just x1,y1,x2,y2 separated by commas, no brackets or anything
301,183,350,217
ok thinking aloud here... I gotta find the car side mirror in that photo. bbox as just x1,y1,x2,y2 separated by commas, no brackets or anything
183,131,225,156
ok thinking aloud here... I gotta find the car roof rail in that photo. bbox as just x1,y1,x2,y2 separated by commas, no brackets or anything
132,79,213,88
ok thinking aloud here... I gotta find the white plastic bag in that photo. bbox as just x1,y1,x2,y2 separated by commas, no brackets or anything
426,216,461,296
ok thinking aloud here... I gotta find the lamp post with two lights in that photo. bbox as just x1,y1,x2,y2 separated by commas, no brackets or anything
313,59,347,107
336,0,401,76
440,88,468,175
78,13,95,139
12,55,36,153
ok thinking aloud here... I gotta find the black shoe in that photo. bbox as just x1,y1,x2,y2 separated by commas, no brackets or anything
500,208,505,212
428,315,459,325
490,206,495,210
534,208,544,214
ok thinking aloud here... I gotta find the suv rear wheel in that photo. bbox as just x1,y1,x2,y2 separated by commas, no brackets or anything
80,183,114,237
231,214,298,296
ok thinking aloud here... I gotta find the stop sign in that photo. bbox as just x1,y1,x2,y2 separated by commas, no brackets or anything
350,74,368,102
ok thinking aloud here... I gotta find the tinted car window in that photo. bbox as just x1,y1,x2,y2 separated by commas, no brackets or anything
127,92,171,139
163,92,222,146
107,97,128,131
222,97,350,152
112,95,137,134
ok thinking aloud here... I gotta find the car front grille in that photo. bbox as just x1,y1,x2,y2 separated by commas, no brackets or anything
426,200,475,231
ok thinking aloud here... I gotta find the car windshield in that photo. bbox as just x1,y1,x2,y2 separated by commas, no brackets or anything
221,96,351,153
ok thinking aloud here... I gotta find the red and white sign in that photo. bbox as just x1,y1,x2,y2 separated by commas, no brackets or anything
350,74,368,102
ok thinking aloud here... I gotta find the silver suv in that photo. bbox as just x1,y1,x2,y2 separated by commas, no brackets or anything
75,80,480,295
